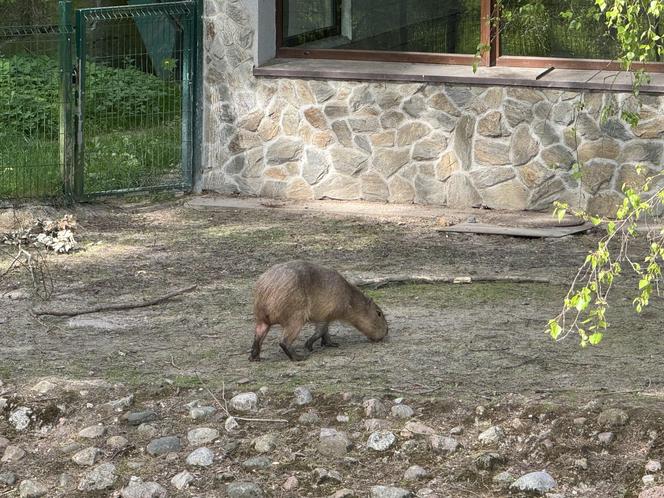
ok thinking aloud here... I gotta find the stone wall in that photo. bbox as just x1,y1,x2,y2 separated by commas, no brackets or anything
202,0,664,215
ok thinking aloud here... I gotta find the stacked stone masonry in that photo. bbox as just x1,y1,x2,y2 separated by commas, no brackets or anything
203,0,664,216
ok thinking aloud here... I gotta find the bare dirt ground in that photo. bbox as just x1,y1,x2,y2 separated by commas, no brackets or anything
0,195,663,498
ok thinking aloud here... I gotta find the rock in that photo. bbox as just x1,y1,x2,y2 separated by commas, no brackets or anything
225,416,240,432
318,428,352,457
578,138,621,162
147,436,181,456
598,432,615,445
364,399,388,418
337,414,350,423
573,417,587,426
120,477,167,498
298,410,320,425
365,419,390,432
58,473,74,489
226,481,264,498
294,386,313,405
0,472,17,486
404,465,429,481
0,437,8,450
478,426,505,444
397,122,431,146
126,411,157,426
229,392,258,412
265,138,302,165
390,405,414,419
453,115,475,170
72,447,100,466
242,455,272,470
79,425,106,439
403,421,435,435
187,428,219,446
253,433,278,453
643,475,656,486
2,445,25,463
186,447,214,467
370,485,413,498
18,480,48,498
78,463,117,491
447,173,482,208
504,98,533,127
510,125,539,166
639,486,664,498
598,408,629,428
646,460,662,473
372,148,410,178
475,451,505,470
312,467,342,485
9,407,31,431
575,457,588,470
136,424,157,438
31,380,56,395
332,490,357,498
107,436,129,450
493,471,515,487
477,111,503,137
450,426,463,435
412,136,447,161
314,175,360,200
171,470,194,490
190,406,216,419
282,475,298,491
510,471,557,494
367,431,396,451
104,394,134,412
428,435,459,454
474,139,511,166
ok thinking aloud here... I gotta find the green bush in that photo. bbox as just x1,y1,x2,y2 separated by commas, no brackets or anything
0,54,181,137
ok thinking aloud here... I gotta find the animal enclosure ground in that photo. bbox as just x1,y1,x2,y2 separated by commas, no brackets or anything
1,197,663,497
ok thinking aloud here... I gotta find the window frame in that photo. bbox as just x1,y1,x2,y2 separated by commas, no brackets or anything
275,0,664,73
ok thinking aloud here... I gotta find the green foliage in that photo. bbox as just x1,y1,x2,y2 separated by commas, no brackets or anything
551,172,664,346
0,55,180,137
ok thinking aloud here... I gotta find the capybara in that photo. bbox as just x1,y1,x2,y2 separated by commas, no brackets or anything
250,260,388,361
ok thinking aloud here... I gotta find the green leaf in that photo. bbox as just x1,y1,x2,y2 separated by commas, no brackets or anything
548,320,562,340
588,332,603,345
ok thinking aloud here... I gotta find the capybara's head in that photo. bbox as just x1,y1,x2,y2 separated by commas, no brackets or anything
354,296,388,342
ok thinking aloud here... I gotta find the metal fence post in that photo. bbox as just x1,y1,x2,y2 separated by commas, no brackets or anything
58,0,74,200
74,9,86,199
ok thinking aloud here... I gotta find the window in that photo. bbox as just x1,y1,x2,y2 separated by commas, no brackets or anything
276,0,663,71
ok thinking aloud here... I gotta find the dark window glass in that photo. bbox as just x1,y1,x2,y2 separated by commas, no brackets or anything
500,0,619,59
283,0,481,55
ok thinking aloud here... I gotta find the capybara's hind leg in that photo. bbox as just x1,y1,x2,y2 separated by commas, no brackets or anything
321,327,339,348
250,322,270,361
279,319,306,361
305,322,327,351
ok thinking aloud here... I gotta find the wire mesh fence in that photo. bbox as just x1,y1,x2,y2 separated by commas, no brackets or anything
0,21,68,200
0,0,196,202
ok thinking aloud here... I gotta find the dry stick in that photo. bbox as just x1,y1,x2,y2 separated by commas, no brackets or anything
33,285,198,317
194,371,288,424
354,275,551,289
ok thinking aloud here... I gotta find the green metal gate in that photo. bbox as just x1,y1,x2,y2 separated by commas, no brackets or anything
0,0,199,202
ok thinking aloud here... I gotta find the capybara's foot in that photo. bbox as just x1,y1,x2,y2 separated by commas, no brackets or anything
323,340,340,348
280,342,306,361
304,337,317,352
249,355,260,362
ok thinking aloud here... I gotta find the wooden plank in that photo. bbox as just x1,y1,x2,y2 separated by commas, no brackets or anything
439,222,594,238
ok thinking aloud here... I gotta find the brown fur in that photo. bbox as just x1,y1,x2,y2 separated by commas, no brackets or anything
250,260,388,361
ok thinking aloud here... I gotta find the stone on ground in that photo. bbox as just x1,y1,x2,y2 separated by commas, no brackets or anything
478,426,505,444
229,392,258,412
370,485,414,498
72,447,101,466
242,456,272,470
146,436,181,456
252,433,278,453
312,467,342,484
171,470,194,490
187,427,219,446
120,477,167,498
186,447,214,467
390,404,414,419
79,425,106,439
31,380,56,395
0,471,17,486
364,399,388,418
318,428,352,457
126,411,158,426
282,475,298,491
367,431,396,451
18,480,48,498
226,481,264,498
298,410,320,425
646,460,661,473
404,465,428,481
598,408,629,428
107,436,129,450
9,407,32,431
2,445,26,463
78,463,117,491
639,486,664,498
598,432,615,445
428,435,459,454
294,386,313,405
510,471,557,494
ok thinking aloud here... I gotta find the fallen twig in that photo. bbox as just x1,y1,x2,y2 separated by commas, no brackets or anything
33,284,198,317
354,275,551,289
195,371,288,424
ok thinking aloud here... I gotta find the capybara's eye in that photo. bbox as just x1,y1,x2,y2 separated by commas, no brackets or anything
376,309,383,317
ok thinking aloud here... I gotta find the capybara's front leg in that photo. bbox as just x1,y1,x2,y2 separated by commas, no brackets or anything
321,327,339,348
280,320,306,361
250,322,270,361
